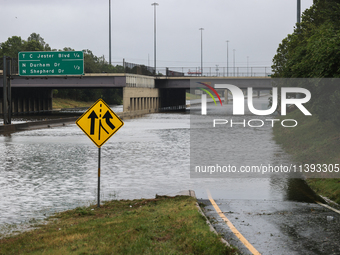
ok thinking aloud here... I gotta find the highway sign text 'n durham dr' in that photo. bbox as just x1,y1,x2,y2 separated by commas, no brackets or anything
76,99,124,148
18,51,84,76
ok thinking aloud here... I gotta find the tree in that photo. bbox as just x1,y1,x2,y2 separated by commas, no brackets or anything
0,32,124,105
0,36,24,58
271,0,340,125
27,32,51,51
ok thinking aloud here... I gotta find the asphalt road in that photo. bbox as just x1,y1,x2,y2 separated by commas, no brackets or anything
199,194,340,255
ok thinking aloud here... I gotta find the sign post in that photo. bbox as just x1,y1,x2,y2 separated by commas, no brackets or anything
76,98,124,207
98,147,101,208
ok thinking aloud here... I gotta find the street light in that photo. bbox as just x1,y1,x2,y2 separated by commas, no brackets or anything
109,0,112,66
297,0,301,24
226,40,229,76
233,49,236,76
247,56,249,76
199,28,204,76
151,2,159,75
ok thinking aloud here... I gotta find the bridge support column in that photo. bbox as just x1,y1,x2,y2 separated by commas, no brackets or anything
224,90,229,104
123,87,160,114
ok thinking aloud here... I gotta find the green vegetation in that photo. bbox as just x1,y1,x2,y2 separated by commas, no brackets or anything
271,0,340,203
0,33,123,104
307,179,340,205
271,0,340,126
52,98,95,110
273,110,340,204
0,33,123,73
272,0,340,79
0,196,237,255
186,92,201,100
53,88,122,105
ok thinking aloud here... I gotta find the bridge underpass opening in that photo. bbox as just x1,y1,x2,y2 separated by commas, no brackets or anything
159,88,187,111
0,87,123,116
0,87,53,116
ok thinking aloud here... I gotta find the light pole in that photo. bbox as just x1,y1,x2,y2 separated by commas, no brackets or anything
109,0,112,66
199,28,204,76
247,56,249,76
152,3,159,75
297,0,301,24
233,49,236,76
226,40,229,77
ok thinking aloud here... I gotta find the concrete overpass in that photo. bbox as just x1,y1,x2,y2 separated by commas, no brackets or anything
1,73,272,116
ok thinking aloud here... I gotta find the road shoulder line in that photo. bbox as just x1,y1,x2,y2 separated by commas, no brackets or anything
207,191,261,255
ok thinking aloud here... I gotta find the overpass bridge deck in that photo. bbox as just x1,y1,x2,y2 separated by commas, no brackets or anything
1,73,272,89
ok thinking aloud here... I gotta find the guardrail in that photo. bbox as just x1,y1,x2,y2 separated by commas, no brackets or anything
162,66,272,77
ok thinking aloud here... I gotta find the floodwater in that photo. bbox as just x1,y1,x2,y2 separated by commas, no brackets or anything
0,98,320,237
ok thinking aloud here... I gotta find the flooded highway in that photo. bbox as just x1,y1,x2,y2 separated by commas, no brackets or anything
0,99,339,254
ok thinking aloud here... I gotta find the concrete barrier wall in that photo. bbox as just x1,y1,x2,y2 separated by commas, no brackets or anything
125,74,155,88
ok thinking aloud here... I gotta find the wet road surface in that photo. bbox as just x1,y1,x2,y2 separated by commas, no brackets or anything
199,186,340,255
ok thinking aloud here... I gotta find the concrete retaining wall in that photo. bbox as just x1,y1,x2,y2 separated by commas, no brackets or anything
123,87,160,113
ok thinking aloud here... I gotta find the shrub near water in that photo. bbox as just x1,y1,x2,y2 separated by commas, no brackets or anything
0,196,237,255
273,110,340,204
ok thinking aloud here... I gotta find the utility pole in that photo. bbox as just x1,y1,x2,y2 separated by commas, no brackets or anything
152,3,159,75
226,40,229,77
297,0,301,24
199,28,204,76
109,0,112,65
233,49,236,76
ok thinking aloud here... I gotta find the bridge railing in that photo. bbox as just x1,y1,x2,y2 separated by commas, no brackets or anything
161,66,273,77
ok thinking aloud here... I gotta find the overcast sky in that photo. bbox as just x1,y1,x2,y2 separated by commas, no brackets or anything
1,0,313,71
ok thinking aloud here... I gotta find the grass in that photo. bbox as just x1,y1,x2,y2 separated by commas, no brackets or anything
0,196,237,255
52,98,95,110
273,110,340,204
186,93,201,101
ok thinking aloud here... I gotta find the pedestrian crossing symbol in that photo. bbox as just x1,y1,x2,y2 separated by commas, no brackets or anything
76,99,124,148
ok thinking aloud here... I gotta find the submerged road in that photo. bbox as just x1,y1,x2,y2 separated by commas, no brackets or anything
199,185,340,255
1,100,340,255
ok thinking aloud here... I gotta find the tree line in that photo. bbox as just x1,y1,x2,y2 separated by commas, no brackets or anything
0,33,123,104
271,0,340,125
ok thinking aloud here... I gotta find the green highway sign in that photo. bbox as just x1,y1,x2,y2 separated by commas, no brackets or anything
18,51,84,76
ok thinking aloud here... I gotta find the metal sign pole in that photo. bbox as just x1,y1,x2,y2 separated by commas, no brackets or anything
3,56,8,124
2,56,12,125
7,58,12,125
98,147,101,207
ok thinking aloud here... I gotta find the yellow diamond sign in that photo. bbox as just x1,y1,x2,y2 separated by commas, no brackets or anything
76,99,124,147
